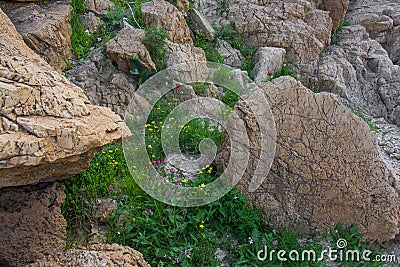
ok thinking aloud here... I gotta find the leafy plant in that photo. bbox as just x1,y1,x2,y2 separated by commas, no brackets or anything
70,0,92,60
331,19,349,45
143,27,168,71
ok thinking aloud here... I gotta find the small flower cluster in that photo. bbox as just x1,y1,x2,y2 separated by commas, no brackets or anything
108,184,124,198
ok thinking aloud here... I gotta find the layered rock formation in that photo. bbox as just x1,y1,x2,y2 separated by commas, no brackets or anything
0,0,73,72
217,76,400,242
195,0,333,64
0,8,124,188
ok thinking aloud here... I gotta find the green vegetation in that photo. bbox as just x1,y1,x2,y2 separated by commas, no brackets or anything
70,0,92,60
344,104,378,132
193,35,225,63
262,61,299,82
143,27,168,71
331,19,350,45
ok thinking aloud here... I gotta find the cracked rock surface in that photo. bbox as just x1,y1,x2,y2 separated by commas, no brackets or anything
0,182,66,267
217,76,400,243
195,0,333,64
0,0,73,72
0,8,124,188
29,243,150,267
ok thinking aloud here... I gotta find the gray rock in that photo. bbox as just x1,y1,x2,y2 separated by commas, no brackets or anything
105,27,157,73
67,47,139,117
188,8,216,41
347,0,400,65
0,1,73,72
215,39,244,69
315,25,400,125
253,47,286,84
195,0,332,65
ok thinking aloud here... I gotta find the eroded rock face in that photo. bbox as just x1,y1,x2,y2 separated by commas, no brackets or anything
29,243,150,267
0,8,124,188
142,0,193,44
67,47,139,117
195,0,333,64
85,0,114,15
0,1,72,73
217,76,400,242
315,0,349,29
348,0,400,65
165,41,206,67
0,183,66,267
215,39,244,69
106,26,157,73
187,8,216,41
253,47,286,83
315,25,400,125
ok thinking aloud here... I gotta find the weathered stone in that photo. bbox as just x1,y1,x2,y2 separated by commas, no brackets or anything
178,0,190,12
142,0,193,44
347,0,400,65
314,25,400,125
29,243,150,267
80,11,100,33
85,0,114,15
215,39,244,69
106,27,157,73
253,47,286,83
165,41,206,67
195,0,332,65
194,0,230,28
316,0,349,29
217,76,400,243
0,182,66,267
67,47,139,117
0,1,72,72
187,8,216,41
0,8,124,188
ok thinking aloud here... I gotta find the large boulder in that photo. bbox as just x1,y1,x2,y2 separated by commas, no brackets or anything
0,1,73,73
195,0,333,64
253,46,286,83
29,243,150,267
142,0,193,44
0,183,66,266
0,8,124,188
106,26,157,73
217,76,400,242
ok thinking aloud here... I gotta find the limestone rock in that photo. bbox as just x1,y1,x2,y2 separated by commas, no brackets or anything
187,8,216,41
85,0,114,15
316,0,349,29
0,8,124,188
106,27,157,73
217,76,400,242
29,243,150,267
195,0,333,65
142,0,193,44
171,0,190,13
0,183,66,267
67,47,139,117
215,39,244,69
253,47,286,83
0,1,72,73
165,41,206,67
194,0,230,28
347,0,400,65
315,25,400,125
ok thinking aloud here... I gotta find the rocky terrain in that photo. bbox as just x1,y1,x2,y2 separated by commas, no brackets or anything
0,0,399,265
